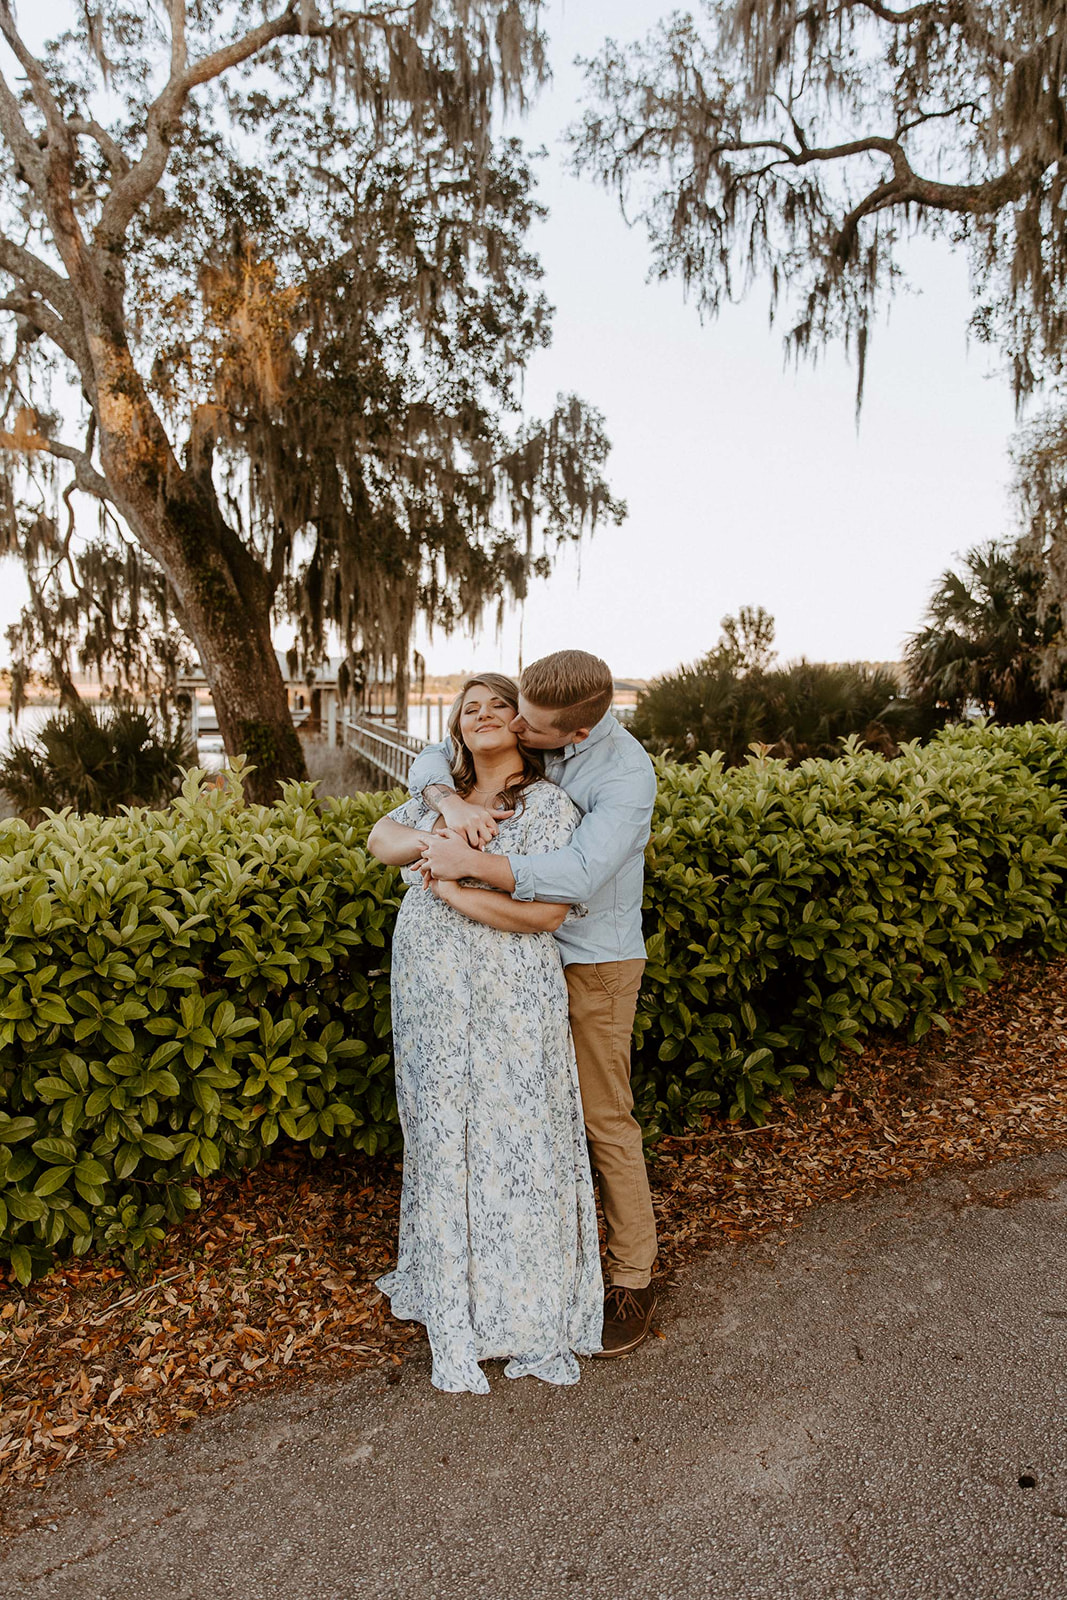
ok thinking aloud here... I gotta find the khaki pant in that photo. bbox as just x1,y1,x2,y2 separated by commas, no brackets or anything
565,959,657,1289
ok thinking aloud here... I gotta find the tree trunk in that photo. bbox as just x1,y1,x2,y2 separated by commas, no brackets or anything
88,344,308,803
392,594,416,731
148,491,308,804
14,154,309,804
394,653,409,731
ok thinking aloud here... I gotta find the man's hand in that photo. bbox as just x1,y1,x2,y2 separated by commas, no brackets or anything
431,786,513,848
418,830,485,883
417,827,518,894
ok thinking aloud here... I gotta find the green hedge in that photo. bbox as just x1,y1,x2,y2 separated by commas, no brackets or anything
0,766,403,1284
2,724,1067,1284
633,722,1067,1134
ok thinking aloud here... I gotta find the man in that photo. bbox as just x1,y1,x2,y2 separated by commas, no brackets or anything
408,649,660,1356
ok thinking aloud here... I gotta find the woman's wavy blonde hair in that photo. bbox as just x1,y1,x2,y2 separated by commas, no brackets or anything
447,673,546,813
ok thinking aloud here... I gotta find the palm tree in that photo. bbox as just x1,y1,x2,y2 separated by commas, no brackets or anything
633,613,915,764
905,541,1060,722
759,661,909,761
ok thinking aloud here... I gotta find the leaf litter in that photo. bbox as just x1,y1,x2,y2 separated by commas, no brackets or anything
2,951,1065,1510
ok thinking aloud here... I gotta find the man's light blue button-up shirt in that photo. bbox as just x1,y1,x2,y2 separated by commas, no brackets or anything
407,712,657,967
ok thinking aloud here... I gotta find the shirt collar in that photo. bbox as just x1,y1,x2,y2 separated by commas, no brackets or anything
560,711,616,762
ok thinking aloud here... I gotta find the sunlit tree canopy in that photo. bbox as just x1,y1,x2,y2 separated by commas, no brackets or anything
0,1,623,795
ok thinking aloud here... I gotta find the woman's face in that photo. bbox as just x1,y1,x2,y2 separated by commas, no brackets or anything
458,684,520,757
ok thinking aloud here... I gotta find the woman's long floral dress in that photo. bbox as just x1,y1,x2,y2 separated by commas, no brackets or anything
375,779,603,1393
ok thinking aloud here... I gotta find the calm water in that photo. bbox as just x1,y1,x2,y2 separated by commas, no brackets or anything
1,697,628,758
0,704,227,771
0,701,441,770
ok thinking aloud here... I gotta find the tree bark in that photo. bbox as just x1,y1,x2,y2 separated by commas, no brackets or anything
393,653,409,731
85,327,308,803
135,491,307,804
391,589,416,731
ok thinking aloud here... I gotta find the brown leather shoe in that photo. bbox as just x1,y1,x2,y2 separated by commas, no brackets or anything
592,1284,659,1359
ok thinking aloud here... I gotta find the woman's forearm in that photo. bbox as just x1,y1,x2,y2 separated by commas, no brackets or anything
367,818,434,866
443,884,567,933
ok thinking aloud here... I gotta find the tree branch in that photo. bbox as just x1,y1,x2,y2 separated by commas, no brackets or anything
0,233,80,327
789,1,948,29
183,2,307,90
0,291,80,363
698,122,1043,231
849,0,941,20
0,1,69,150
183,0,423,87
33,437,111,501
0,61,46,189
832,172,911,263
96,1,315,249
97,2,423,248
95,0,193,248
847,0,1018,65
68,118,131,177
42,476,80,593
895,101,983,141
828,148,1047,264
780,2,1019,69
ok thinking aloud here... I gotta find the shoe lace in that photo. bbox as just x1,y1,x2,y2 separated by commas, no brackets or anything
605,1286,646,1322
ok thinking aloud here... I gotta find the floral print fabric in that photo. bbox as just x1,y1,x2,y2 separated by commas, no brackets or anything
375,779,604,1392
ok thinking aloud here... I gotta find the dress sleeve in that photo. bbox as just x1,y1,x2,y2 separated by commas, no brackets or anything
517,786,587,921
387,795,431,830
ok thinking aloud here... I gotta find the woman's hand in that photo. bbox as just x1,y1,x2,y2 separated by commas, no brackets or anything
368,819,438,867
435,789,513,848
418,829,488,886
428,875,463,907
426,877,569,933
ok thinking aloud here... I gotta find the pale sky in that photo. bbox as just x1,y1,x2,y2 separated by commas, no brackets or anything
0,1,1021,683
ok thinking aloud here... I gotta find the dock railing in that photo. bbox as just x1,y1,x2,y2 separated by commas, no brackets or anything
342,710,428,788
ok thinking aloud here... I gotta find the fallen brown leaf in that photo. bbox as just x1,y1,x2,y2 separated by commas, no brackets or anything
2,949,1065,1517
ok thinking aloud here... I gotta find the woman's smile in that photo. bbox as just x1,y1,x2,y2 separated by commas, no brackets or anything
460,691,518,748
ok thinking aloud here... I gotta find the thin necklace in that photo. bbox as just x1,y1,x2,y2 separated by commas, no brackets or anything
468,776,516,801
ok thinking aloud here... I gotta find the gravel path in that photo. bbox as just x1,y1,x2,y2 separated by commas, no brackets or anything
6,1149,1066,1600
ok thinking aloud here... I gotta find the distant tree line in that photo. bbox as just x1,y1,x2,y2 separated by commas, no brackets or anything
634,539,1067,766
577,1,1067,759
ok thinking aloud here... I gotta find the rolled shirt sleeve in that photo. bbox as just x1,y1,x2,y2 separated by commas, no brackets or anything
506,763,657,904
408,738,456,799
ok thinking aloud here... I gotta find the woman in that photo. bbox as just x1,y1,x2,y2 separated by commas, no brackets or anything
367,674,603,1393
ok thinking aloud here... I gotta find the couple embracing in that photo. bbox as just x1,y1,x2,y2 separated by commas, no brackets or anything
368,650,658,1394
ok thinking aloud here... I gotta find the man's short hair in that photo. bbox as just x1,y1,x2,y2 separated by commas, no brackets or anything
520,650,614,733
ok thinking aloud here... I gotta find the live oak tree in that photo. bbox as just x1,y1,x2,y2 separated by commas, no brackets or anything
570,2,1067,407
0,2,622,800
718,604,776,675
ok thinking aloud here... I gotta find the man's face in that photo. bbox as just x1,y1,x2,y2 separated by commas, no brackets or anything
510,694,588,750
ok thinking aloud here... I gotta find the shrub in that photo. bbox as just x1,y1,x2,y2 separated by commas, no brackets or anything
630,652,768,765
632,655,930,764
3,725,1067,1283
0,701,195,823
757,660,932,757
632,728,1067,1136
0,764,402,1283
